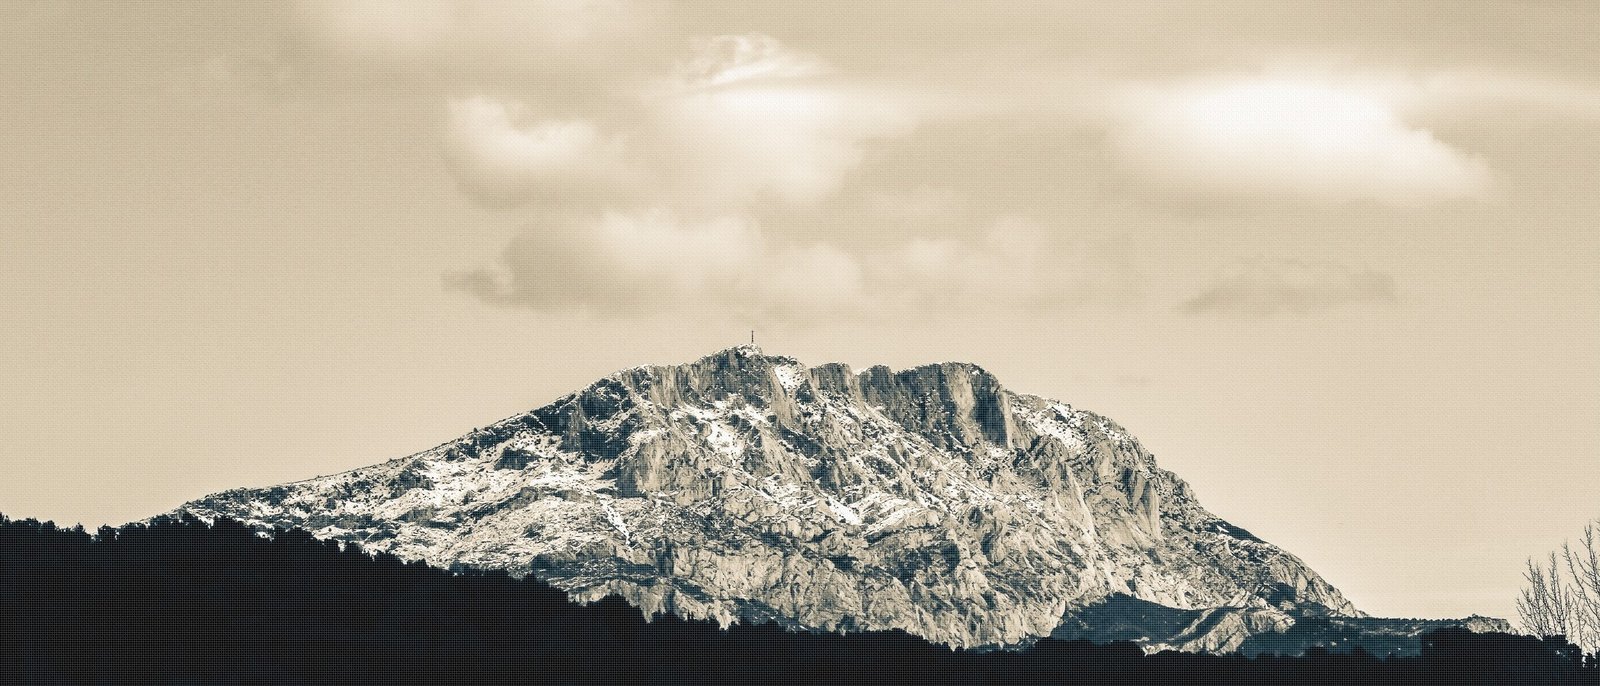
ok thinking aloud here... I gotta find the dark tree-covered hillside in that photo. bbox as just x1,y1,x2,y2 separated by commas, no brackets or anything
2,513,1595,685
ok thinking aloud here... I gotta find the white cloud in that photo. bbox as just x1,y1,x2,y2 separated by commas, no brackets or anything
1112,77,1493,204
439,34,915,209
438,34,930,318
650,34,913,204
653,84,909,204
443,97,629,207
676,33,825,88
437,34,1149,320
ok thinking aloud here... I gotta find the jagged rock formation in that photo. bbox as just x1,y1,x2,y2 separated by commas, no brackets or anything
180,346,1481,651
1051,595,1512,656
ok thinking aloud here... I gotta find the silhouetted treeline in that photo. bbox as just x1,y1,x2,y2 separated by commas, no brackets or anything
2,513,1596,685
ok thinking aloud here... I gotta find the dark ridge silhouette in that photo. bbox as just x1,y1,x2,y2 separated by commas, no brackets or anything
2,513,1595,685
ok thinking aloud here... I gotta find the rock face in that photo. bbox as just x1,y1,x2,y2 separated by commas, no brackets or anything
1051,595,1513,656
182,346,1461,650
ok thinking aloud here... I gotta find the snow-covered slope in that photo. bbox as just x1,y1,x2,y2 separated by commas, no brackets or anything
183,346,1378,649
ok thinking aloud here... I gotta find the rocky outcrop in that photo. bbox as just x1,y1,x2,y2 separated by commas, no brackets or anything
182,345,1431,650
1051,594,1506,656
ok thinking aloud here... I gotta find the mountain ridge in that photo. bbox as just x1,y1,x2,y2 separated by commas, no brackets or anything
181,345,1494,651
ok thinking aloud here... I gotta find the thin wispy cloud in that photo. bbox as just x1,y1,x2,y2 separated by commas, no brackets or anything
1178,258,1397,317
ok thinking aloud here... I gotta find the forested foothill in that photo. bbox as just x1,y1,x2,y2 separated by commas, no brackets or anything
3,513,1596,685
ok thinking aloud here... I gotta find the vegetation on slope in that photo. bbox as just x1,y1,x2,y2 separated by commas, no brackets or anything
3,513,1596,685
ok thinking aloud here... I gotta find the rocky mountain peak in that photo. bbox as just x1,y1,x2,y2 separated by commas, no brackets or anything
179,346,1497,652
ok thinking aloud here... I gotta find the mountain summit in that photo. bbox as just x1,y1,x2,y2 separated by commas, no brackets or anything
182,346,1479,651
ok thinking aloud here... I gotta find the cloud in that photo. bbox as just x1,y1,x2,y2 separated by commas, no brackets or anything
676,33,824,88
444,210,863,318
441,34,915,209
448,213,1136,321
437,34,933,318
1111,76,1493,204
442,97,630,208
648,34,913,204
1178,258,1396,317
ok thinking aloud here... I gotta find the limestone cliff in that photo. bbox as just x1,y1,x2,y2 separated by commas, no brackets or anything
184,346,1391,650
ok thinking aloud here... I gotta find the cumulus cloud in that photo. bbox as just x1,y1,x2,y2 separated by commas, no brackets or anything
1178,258,1396,317
1111,77,1493,204
441,34,914,209
442,97,631,208
437,33,933,318
648,34,913,204
444,211,864,318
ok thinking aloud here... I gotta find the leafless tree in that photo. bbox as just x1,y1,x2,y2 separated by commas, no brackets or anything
1562,522,1600,651
1518,519,1600,652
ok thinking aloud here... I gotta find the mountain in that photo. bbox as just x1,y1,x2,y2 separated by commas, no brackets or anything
179,345,1495,651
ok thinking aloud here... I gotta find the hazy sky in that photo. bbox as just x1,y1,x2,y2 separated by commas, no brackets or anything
4,2,1597,624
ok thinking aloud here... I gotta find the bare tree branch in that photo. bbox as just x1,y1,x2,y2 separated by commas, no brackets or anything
1520,517,1600,653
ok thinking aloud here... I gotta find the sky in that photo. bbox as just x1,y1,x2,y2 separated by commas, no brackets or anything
3,1,1597,624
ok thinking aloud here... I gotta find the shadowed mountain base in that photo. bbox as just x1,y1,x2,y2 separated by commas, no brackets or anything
3,514,1595,685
